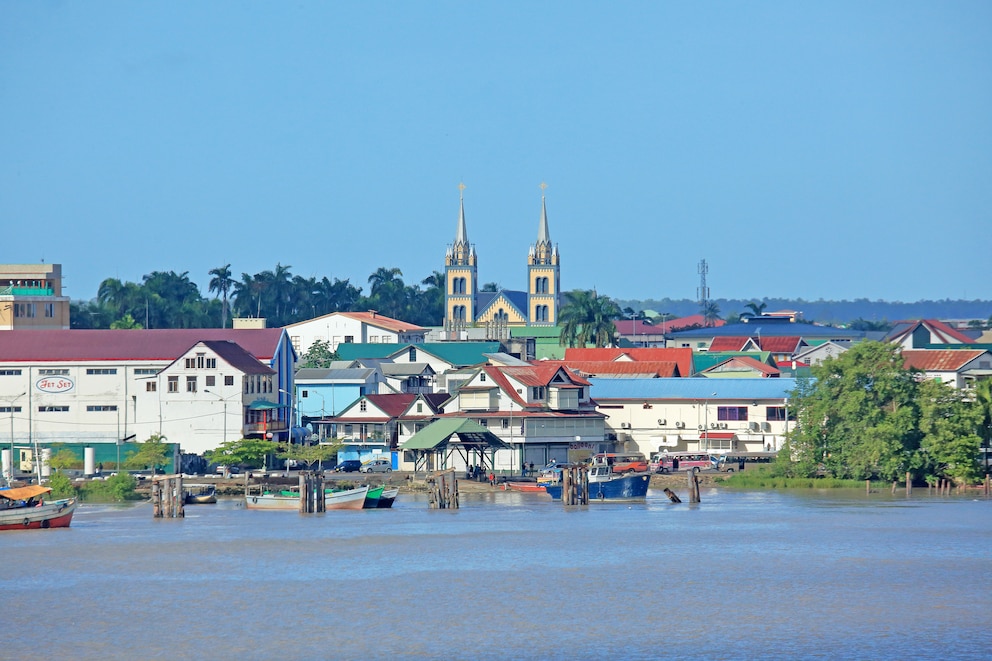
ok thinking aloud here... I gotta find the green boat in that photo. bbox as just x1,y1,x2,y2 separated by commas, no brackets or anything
363,485,385,508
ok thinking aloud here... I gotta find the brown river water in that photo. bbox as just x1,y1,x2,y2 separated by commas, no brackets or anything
1,487,990,660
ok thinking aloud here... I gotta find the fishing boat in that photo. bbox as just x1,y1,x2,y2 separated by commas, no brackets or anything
325,485,369,510
183,484,217,504
376,487,398,508
363,485,385,508
0,485,77,530
244,488,300,510
544,461,650,502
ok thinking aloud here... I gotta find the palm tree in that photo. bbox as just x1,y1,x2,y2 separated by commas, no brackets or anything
208,264,234,328
741,300,767,319
558,289,623,348
702,302,722,327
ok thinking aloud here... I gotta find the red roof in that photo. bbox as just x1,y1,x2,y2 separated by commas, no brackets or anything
707,337,752,352
548,360,680,378
890,319,975,345
0,329,286,362
757,336,804,353
364,393,417,418
662,314,726,331
901,349,988,372
339,311,427,333
500,364,591,387
563,347,694,377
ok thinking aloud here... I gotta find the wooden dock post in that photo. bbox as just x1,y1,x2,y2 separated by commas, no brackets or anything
427,468,459,509
152,474,184,518
663,488,682,503
687,470,700,503
905,471,911,496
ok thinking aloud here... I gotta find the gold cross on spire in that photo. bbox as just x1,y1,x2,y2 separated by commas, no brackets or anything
539,181,548,193
458,182,466,196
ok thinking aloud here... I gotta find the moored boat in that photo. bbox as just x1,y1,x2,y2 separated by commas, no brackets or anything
504,480,547,493
245,489,300,510
0,485,77,530
325,485,369,510
544,461,650,502
363,485,385,508
184,484,217,504
376,487,399,508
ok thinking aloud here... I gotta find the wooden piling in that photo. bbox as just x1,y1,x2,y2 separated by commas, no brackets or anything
663,488,682,503
688,470,700,503
427,468,459,509
866,479,871,495
905,471,911,496
152,474,184,518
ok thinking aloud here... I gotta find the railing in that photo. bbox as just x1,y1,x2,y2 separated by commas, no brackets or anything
0,286,55,296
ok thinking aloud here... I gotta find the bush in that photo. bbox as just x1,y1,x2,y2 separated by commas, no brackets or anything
47,471,79,499
80,472,140,502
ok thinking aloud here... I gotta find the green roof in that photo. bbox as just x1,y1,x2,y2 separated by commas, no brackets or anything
692,351,774,373
401,418,510,450
510,326,563,338
335,342,501,367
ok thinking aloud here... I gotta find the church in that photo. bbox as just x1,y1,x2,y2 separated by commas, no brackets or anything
444,186,561,332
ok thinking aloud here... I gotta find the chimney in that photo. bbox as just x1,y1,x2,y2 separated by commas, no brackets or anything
368,309,377,318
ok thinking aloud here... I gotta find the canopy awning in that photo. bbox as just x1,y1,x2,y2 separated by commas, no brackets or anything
0,485,51,500
700,432,736,440
401,418,511,451
247,400,288,411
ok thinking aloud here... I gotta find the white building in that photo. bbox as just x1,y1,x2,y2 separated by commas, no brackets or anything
285,311,428,356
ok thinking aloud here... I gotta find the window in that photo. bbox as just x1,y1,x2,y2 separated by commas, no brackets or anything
86,368,117,375
168,376,179,393
416,402,423,413
478,418,488,427
14,303,37,318
146,382,157,392
185,358,195,369
38,369,69,376
86,405,118,412
344,336,354,344
38,405,69,412
502,418,509,429
480,373,486,382
359,400,367,412
409,347,417,361
765,407,796,422
206,358,216,369
533,386,546,400
205,375,216,387
186,376,197,392
302,390,309,398
291,335,301,352
134,368,158,375
44,303,55,318
0,406,22,413
225,375,234,386
717,406,748,421
0,369,22,376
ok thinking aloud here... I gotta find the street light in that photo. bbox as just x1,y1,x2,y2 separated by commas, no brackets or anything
3,392,26,486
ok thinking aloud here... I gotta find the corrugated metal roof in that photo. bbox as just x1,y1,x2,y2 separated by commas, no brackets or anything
548,360,680,378
670,322,864,339
590,377,798,401
563,348,694,377
707,337,752,352
285,311,427,334
901,349,988,372
0,328,286,362
202,340,274,375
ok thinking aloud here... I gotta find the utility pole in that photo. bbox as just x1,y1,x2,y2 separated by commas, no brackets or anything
697,259,710,326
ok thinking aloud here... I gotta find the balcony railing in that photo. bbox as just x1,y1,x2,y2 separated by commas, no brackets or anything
0,286,55,296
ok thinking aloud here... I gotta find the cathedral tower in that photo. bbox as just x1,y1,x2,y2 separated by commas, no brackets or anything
527,185,560,325
444,184,477,328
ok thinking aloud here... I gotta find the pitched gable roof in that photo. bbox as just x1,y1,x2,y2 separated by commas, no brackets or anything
701,356,781,377
476,290,528,320
901,349,988,372
285,311,427,334
547,360,680,378
708,337,752,352
200,340,275,374
757,336,806,353
563,347,694,377
886,319,974,346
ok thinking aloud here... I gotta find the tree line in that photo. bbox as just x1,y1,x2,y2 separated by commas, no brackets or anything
783,341,991,486
70,264,449,329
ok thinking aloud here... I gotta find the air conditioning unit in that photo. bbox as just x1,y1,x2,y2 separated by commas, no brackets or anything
657,419,666,426
698,425,704,431
677,421,686,429
710,423,718,429
749,421,759,431
620,422,629,429
762,422,771,432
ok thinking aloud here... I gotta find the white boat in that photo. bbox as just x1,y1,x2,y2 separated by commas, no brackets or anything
244,490,300,510
377,487,399,508
0,485,78,530
325,485,369,510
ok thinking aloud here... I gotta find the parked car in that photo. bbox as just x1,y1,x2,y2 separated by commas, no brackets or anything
334,460,362,473
359,458,392,473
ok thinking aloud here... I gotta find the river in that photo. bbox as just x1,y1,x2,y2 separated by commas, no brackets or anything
2,487,990,660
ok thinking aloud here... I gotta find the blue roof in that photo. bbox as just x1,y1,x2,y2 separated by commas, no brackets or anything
477,289,528,318
669,321,865,339
590,377,799,401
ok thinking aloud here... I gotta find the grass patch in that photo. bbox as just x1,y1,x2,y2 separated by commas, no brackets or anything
716,467,865,489
78,472,144,502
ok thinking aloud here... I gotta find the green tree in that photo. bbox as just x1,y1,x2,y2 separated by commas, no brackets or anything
48,448,81,471
916,379,983,485
787,342,919,480
208,263,234,328
558,289,623,348
124,435,172,472
205,438,278,469
277,442,341,471
741,301,767,318
110,313,143,329
701,302,722,327
299,339,339,369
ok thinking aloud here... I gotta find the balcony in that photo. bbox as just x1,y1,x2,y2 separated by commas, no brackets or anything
0,286,55,296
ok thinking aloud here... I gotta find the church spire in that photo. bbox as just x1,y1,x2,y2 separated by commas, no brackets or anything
537,190,551,246
455,182,469,246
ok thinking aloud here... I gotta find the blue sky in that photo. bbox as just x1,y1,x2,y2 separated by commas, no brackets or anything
2,2,990,304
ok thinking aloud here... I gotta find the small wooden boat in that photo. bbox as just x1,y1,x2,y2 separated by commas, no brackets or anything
503,480,547,493
184,484,217,504
0,485,77,530
376,487,399,508
363,485,384,508
325,485,369,510
245,488,300,510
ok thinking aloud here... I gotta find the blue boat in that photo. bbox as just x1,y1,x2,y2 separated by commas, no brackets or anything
544,463,650,502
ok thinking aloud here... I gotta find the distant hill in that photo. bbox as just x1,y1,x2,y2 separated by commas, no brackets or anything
614,297,992,327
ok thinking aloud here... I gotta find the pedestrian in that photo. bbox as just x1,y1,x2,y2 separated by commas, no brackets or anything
489,472,496,486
